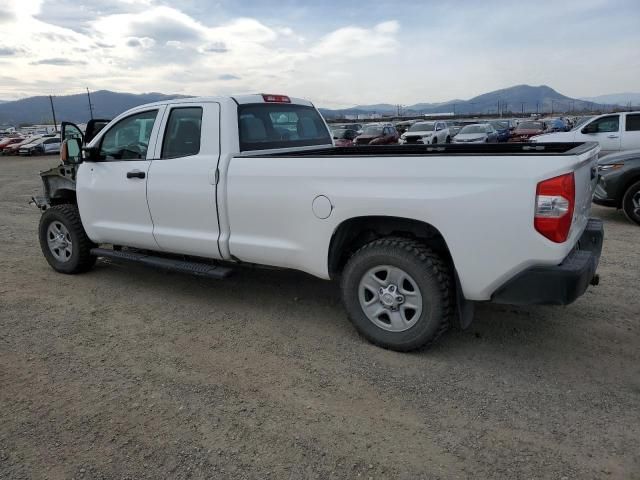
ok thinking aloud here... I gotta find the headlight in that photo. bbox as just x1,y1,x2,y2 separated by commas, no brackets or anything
422,133,432,138
599,163,624,171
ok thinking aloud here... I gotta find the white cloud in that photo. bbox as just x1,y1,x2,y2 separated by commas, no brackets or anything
0,0,638,106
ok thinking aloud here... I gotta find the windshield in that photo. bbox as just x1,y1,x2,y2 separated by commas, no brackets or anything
409,122,435,132
490,121,509,129
238,103,331,151
572,117,592,130
362,126,383,136
459,125,487,134
518,121,543,130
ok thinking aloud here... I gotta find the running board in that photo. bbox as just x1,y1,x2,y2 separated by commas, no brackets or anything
90,248,233,280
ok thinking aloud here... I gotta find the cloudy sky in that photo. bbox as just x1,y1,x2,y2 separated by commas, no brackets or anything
0,0,638,107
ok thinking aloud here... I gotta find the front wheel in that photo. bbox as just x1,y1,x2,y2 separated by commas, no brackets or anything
39,204,96,273
622,180,640,226
340,237,453,351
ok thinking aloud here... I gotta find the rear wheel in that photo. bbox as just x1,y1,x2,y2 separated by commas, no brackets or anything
622,180,640,226
39,204,96,273
340,237,453,351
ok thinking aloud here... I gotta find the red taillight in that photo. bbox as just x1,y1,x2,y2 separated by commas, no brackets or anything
262,94,291,103
534,172,575,243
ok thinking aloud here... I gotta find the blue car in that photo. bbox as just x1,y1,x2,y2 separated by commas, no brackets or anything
489,120,511,142
544,118,569,132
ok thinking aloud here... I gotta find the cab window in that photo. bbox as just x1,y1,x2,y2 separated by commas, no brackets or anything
625,114,640,131
161,107,203,159
588,115,619,133
99,110,158,160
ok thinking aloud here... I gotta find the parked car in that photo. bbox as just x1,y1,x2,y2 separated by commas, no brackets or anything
331,128,358,147
354,123,399,145
3,136,42,155
488,120,511,142
19,136,61,156
446,121,463,138
399,121,450,144
0,136,25,153
508,121,546,142
543,118,569,132
453,123,498,143
32,93,603,352
531,112,640,156
593,149,640,225
331,123,363,135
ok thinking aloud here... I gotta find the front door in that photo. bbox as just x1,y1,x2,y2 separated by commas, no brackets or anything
146,102,222,258
577,114,621,155
76,107,165,249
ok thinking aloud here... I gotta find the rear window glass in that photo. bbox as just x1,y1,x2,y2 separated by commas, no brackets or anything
625,114,640,132
238,103,331,151
161,107,203,159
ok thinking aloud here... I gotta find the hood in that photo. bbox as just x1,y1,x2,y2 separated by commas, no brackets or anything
355,135,379,141
404,131,433,137
530,131,575,142
455,133,487,140
597,149,640,165
514,128,544,136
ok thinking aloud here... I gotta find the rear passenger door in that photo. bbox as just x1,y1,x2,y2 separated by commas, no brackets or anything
622,113,640,151
146,102,222,259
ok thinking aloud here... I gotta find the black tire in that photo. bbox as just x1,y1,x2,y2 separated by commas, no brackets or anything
340,237,453,351
39,204,96,274
432,138,438,144
622,180,640,226
446,136,451,144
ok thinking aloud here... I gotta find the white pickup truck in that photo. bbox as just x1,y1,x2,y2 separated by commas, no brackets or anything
532,111,640,156
33,94,604,351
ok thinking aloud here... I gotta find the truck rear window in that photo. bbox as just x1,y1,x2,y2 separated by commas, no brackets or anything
238,104,331,151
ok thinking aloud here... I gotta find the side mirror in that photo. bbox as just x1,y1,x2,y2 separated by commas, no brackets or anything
62,138,83,164
582,124,597,134
82,145,101,162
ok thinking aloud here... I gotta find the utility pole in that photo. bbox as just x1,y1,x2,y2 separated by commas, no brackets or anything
86,87,94,119
48,95,57,132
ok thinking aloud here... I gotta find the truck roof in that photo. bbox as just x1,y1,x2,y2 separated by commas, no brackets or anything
137,94,314,109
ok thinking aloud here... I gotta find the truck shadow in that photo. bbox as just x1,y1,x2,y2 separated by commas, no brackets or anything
90,259,570,360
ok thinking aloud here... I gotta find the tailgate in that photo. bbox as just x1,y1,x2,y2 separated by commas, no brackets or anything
570,147,599,239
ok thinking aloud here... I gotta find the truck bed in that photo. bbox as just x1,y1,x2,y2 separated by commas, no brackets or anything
247,142,598,157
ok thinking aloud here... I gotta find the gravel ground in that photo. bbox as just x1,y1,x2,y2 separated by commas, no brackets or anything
1,155,639,480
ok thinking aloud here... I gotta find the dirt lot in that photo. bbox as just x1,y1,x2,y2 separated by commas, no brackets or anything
1,155,639,480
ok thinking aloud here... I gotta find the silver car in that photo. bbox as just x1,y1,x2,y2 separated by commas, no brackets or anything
452,123,499,143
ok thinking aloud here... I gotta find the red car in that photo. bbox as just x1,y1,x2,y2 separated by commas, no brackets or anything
332,128,358,147
354,123,399,146
0,137,25,153
507,121,546,142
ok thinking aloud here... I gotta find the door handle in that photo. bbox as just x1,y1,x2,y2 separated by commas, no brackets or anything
607,135,619,139
126,170,146,179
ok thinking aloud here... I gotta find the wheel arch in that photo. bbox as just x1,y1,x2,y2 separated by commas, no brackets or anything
328,216,454,279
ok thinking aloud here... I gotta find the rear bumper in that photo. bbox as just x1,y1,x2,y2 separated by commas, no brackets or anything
491,218,604,306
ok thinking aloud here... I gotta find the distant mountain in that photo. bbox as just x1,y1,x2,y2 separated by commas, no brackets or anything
0,91,188,125
1,84,614,125
321,85,606,118
579,92,640,107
